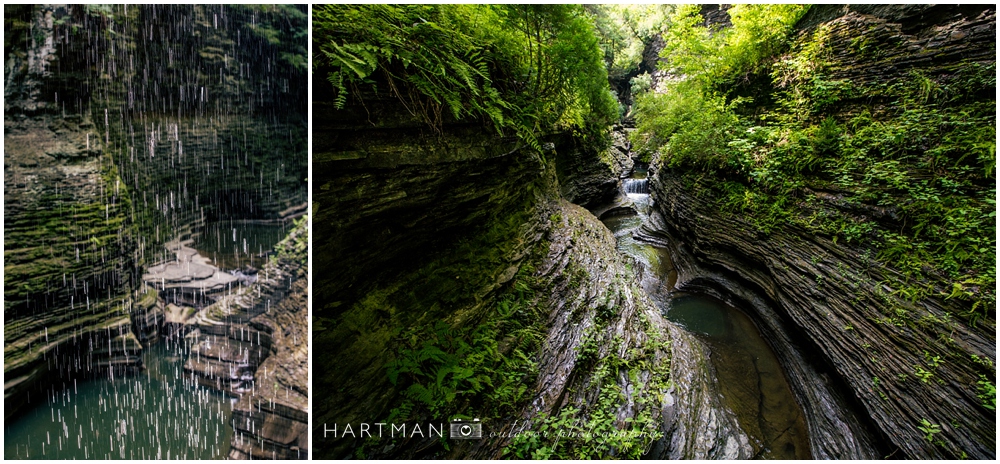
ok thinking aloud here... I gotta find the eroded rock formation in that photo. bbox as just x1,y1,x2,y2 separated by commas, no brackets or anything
178,221,309,459
312,80,750,458
4,5,144,421
642,4,996,459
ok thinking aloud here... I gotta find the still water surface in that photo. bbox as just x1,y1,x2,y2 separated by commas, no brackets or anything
602,184,810,459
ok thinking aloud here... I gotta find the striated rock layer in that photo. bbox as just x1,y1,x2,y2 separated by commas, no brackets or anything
179,220,309,459
639,181,887,460
638,4,995,459
312,90,751,458
4,5,144,421
648,168,995,458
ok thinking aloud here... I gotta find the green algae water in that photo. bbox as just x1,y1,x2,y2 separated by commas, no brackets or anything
3,341,234,460
192,221,288,271
602,183,811,459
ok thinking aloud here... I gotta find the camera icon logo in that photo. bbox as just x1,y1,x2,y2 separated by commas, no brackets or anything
449,418,482,439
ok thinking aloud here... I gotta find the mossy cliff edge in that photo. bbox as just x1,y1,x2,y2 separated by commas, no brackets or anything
638,5,995,459
4,5,307,429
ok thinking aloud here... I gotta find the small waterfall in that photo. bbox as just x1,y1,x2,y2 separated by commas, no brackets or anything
624,178,649,194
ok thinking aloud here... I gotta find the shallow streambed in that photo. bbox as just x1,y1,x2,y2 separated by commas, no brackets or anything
601,187,810,459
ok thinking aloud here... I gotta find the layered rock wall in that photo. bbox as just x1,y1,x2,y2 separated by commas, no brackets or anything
88,5,309,263
312,87,749,458
645,4,996,459
180,220,309,459
312,100,528,310
4,5,144,421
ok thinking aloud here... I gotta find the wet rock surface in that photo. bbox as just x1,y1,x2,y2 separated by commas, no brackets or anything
142,239,240,307
647,170,995,459
4,8,142,420
553,132,620,210
470,200,751,460
179,221,309,459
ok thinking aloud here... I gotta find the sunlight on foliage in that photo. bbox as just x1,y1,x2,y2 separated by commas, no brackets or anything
632,5,996,323
313,4,617,150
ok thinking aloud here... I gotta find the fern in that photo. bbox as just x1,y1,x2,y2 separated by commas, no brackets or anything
313,4,617,151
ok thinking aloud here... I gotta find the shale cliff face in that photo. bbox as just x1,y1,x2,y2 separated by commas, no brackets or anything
553,130,631,210
171,220,309,459
646,5,995,459
4,5,143,421
313,85,750,458
89,5,309,263
4,5,308,442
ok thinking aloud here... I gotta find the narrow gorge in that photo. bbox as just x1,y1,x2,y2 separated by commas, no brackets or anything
4,5,308,459
313,4,994,460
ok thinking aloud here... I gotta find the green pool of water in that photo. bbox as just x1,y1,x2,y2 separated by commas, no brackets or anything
601,188,811,459
4,341,234,460
666,293,811,459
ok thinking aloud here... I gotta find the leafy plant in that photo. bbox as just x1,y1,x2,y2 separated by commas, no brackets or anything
914,365,934,383
917,419,941,443
313,4,617,149
504,365,663,459
977,376,996,411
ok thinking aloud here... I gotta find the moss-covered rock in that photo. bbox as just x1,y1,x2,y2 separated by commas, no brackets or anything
642,5,996,459
312,79,750,457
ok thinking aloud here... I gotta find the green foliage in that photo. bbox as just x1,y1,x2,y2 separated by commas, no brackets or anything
977,376,996,411
630,72,652,96
242,5,308,71
632,5,808,167
386,321,492,417
914,365,934,383
504,363,662,459
586,4,672,80
632,80,742,169
658,4,809,86
383,274,544,423
313,4,617,148
365,194,548,429
273,215,308,262
918,419,942,443
633,4,996,324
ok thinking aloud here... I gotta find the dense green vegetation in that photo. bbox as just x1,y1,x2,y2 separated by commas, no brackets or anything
632,5,996,327
314,4,996,458
587,4,670,82
313,4,617,150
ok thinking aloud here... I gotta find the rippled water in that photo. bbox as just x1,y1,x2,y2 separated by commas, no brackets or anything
601,186,810,459
4,341,235,460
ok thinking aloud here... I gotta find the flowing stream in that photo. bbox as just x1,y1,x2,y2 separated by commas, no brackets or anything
601,166,811,459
